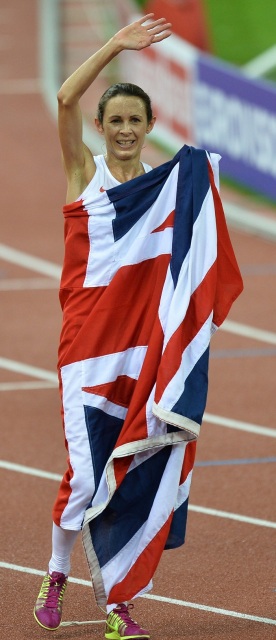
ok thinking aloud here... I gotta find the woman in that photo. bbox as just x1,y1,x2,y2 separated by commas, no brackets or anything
34,13,172,637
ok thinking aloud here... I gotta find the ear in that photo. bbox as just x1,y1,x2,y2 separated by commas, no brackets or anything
146,116,156,134
95,118,104,134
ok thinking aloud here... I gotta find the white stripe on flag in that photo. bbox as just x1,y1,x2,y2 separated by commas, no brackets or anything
159,188,217,351
80,347,148,387
84,206,116,287
60,362,96,529
174,469,193,510
113,167,179,267
101,443,186,598
82,391,127,420
158,312,213,410
115,227,173,267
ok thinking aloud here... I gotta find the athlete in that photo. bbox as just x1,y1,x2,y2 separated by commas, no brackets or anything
34,13,172,638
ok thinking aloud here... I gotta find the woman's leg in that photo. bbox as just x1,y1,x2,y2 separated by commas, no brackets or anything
34,523,80,630
48,522,79,576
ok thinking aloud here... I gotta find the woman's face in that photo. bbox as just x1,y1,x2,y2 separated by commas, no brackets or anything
95,95,155,162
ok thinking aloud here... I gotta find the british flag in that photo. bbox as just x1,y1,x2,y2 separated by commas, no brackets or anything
56,145,243,607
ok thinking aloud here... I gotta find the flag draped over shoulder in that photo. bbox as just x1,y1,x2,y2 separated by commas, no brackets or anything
58,145,243,607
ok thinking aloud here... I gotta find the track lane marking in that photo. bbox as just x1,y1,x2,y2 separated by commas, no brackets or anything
0,562,275,626
0,461,62,481
204,412,276,438
221,319,276,345
0,460,275,528
0,277,58,290
0,357,58,383
188,505,276,529
0,381,57,391
196,456,276,467
0,243,61,278
1,359,276,437
1,243,276,345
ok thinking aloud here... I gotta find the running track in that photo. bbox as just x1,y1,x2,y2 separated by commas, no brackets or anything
0,2,275,639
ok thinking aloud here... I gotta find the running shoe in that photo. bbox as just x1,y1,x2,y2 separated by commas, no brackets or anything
33,571,68,630
105,603,150,639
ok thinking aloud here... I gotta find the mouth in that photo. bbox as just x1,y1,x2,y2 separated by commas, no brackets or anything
116,140,135,147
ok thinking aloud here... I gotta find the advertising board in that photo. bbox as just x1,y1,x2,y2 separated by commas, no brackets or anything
195,56,276,200
121,28,276,200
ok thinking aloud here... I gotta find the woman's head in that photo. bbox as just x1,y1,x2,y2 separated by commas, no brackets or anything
95,83,156,162
97,83,153,125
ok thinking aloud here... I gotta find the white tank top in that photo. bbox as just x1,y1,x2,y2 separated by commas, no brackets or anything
77,154,152,201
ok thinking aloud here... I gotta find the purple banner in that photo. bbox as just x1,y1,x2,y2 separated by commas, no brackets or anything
194,54,276,201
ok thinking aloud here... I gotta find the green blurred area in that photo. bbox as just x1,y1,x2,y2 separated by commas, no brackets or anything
134,0,276,204
135,0,276,79
206,1,276,84
204,0,276,66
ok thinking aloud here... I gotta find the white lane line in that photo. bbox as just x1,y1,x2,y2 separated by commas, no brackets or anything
0,357,58,383
0,460,62,481
1,460,275,529
204,413,276,438
221,319,276,345
0,244,61,279
225,201,276,241
189,505,276,529
1,243,276,345
143,593,276,626
1,359,275,439
0,277,58,290
0,381,57,391
0,562,275,626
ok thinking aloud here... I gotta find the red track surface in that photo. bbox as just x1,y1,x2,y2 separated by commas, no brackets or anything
1,2,275,639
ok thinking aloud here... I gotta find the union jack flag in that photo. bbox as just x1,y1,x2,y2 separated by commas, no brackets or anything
57,145,243,607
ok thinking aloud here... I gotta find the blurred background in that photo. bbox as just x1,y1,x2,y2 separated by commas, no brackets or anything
1,0,276,222
1,5,276,637
38,0,276,206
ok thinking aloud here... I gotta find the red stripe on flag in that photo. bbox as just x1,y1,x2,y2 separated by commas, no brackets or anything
58,286,106,367
113,313,165,455
60,199,91,290
107,511,174,604
113,456,134,490
52,462,74,526
154,262,217,403
82,375,137,409
208,163,243,326
180,440,197,484
151,209,175,233
61,255,171,366
53,383,75,524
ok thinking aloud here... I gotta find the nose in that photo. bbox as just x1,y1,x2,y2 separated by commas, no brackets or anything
120,121,132,134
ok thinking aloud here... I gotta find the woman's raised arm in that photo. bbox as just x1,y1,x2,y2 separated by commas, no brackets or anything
57,14,171,199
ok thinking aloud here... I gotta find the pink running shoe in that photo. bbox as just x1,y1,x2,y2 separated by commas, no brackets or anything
33,571,68,630
105,603,150,639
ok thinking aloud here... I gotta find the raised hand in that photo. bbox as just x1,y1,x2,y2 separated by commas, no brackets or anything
113,13,172,51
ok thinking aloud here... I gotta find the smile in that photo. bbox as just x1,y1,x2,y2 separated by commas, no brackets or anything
117,140,135,146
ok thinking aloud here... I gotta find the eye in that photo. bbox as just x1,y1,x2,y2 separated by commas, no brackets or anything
131,117,140,123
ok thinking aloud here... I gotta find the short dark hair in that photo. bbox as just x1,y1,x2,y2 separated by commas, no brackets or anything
97,83,153,124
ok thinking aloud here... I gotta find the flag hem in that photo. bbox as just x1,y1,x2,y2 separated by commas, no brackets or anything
152,401,200,439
